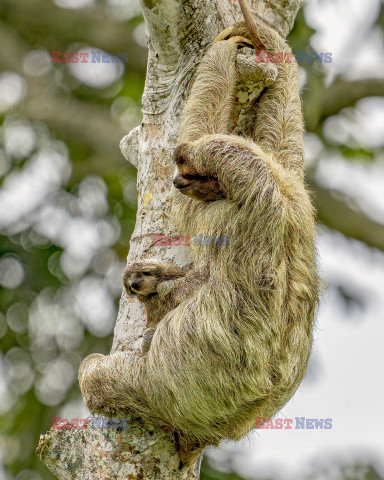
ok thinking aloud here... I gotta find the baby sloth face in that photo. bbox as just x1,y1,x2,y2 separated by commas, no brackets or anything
123,265,160,296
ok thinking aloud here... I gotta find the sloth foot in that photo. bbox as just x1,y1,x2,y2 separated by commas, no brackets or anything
78,353,119,416
213,26,277,87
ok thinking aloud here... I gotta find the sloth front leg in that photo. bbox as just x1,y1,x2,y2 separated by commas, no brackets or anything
157,266,208,304
173,135,289,208
173,34,278,202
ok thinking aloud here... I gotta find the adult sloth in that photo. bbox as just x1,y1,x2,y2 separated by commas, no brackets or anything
79,0,320,463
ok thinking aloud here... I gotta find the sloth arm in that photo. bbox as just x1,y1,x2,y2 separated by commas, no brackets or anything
175,23,304,213
157,265,209,308
178,39,240,143
178,21,305,177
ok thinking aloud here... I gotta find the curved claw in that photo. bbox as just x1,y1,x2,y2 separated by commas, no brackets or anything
214,32,253,49
213,25,236,43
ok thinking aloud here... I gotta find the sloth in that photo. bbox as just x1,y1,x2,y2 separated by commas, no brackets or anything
79,5,320,464
123,261,187,353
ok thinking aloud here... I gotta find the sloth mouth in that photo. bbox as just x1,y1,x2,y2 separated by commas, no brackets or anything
175,183,192,191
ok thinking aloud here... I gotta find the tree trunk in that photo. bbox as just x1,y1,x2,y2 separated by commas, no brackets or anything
36,0,302,478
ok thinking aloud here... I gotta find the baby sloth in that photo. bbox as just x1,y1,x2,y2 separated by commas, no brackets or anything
123,261,186,352
79,13,320,463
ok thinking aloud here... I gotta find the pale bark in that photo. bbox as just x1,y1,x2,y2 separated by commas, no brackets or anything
37,0,302,478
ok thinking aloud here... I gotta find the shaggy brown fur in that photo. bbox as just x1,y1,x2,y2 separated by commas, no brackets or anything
79,11,320,463
123,261,187,352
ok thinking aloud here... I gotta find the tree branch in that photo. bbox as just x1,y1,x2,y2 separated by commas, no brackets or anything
320,77,384,120
309,178,384,251
37,421,200,480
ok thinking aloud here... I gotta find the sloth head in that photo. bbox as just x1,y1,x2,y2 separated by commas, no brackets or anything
173,171,225,202
123,262,160,296
172,145,225,202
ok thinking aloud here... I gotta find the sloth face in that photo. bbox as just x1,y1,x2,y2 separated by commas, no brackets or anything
172,145,226,202
123,265,160,296
173,169,225,202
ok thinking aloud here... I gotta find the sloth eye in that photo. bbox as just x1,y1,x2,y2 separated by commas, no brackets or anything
183,174,198,180
142,272,151,276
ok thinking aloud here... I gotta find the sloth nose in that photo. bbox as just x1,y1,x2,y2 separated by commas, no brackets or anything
173,175,190,190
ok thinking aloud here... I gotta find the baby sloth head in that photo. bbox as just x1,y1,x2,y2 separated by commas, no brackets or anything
123,262,161,296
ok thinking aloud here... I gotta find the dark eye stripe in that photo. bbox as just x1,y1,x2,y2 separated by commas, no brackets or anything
183,174,199,180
